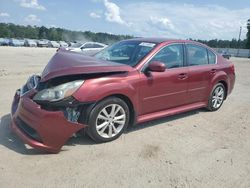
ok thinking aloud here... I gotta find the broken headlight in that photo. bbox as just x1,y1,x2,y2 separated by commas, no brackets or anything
33,80,84,102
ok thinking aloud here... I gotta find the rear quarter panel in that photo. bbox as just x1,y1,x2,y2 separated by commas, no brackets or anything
210,55,235,97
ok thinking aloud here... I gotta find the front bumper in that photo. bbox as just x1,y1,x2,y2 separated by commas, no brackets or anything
11,90,86,153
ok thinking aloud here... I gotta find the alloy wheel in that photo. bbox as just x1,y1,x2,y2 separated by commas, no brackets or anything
96,104,126,138
212,86,225,109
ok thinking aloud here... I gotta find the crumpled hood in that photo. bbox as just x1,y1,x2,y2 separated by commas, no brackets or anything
41,49,133,82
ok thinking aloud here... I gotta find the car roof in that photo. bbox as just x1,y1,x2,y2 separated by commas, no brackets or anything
83,41,106,45
124,37,213,50
125,37,195,44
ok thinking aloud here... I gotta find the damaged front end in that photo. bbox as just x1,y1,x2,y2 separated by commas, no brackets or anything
34,95,95,125
33,72,120,124
11,74,95,153
11,49,133,153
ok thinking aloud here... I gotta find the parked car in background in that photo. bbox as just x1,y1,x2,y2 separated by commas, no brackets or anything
37,39,49,47
67,41,77,47
11,38,235,153
59,41,68,47
9,38,23,46
24,39,37,47
0,38,9,46
48,41,60,48
217,49,231,59
19,39,25,46
67,42,107,56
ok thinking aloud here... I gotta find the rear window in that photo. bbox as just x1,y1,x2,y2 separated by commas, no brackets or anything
186,44,209,66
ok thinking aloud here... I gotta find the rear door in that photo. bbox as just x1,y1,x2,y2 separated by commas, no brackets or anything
185,43,218,103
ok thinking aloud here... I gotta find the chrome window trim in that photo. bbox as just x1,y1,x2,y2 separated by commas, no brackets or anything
185,43,218,66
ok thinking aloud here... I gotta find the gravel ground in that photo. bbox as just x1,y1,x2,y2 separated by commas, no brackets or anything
0,47,250,188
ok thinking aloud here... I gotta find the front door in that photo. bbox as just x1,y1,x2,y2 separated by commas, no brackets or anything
139,44,189,115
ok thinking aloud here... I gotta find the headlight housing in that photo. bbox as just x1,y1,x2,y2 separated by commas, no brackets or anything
33,80,84,102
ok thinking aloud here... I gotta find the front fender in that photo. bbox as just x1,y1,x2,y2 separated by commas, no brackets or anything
73,77,138,112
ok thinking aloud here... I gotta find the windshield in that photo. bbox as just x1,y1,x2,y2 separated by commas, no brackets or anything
94,41,156,67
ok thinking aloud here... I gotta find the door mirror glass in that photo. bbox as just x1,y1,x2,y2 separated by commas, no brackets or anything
148,61,166,72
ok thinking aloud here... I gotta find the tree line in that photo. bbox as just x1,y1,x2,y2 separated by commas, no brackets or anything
198,19,250,49
192,38,247,49
247,19,250,49
0,22,250,48
0,23,132,44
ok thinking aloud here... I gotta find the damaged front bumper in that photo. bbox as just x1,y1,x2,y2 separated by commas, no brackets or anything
11,87,88,153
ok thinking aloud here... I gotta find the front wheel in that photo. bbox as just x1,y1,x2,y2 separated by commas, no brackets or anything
207,83,225,111
87,97,130,143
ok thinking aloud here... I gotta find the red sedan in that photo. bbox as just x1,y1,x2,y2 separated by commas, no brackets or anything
11,38,235,153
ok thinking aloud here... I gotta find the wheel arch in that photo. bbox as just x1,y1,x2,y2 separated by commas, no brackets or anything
80,93,137,128
218,80,228,99
74,80,138,127
101,94,137,127
210,71,228,100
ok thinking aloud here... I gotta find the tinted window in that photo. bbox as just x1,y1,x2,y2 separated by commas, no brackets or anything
92,44,104,48
208,50,216,64
83,43,104,48
83,43,94,48
187,44,208,66
150,44,184,69
71,43,82,48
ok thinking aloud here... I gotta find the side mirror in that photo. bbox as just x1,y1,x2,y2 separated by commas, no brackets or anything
148,61,166,72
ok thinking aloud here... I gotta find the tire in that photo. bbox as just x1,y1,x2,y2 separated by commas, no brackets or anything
207,83,225,111
87,97,130,143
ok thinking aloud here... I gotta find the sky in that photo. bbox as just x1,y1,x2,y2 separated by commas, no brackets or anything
0,0,249,40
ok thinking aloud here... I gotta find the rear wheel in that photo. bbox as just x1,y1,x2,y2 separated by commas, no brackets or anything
207,83,225,111
87,97,130,143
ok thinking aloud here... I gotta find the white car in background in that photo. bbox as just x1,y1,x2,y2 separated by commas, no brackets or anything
37,39,49,47
48,41,60,48
24,39,37,47
59,41,68,47
67,42,107,56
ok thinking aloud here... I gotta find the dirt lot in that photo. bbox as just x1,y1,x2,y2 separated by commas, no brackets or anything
0,47,250,188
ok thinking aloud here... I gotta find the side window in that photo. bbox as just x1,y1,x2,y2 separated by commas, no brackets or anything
82,43,94,49
208,50,216,64
150,44,184,69
187,44,208,66
93,44,104,48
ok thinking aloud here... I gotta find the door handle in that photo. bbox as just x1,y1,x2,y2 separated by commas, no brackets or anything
210,69,217,74
178,73,188,80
